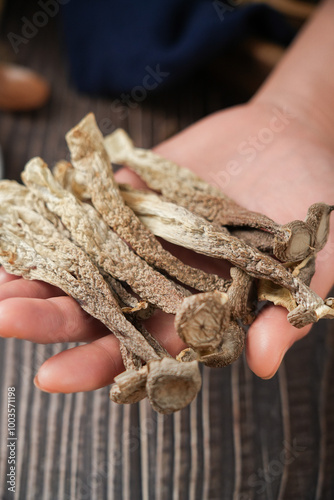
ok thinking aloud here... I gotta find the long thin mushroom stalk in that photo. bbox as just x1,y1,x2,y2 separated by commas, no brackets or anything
231,203,334,255
227,267,255,324
230,227,275,254
110,344,148,404
118,185,334,328
0,204,161,362
65,113,227,293
104,128,331,263
54,160,331,263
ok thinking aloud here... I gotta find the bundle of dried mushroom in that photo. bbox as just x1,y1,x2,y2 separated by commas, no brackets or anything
0,113,333,414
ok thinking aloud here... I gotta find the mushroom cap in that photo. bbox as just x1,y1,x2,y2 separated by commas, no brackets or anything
110,366,148,404
198,321,246,368
273,220,312,262
146,358,202,414
175,291,230,353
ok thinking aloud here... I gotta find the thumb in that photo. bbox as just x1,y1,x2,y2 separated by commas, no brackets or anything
246,305,311,379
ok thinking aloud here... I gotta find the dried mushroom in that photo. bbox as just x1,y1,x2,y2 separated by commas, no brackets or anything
146,358,202,414
0,112,333,414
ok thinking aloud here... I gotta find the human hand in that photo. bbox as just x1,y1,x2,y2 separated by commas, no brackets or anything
1,95,333,393
150,99,334,379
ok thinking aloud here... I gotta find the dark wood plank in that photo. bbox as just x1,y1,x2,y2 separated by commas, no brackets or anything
0,2,334,499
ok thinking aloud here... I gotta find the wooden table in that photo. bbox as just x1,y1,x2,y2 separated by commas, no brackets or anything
0,1,333,499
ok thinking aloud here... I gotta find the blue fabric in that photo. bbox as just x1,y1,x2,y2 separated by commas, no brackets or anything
60,0,294,96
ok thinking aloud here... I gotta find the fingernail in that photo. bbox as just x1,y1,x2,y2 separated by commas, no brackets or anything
33,374,41,389
261,349,287,380
262,371,277,380
34,374,49,392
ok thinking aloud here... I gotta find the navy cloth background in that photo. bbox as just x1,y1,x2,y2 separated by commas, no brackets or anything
60,0,294,96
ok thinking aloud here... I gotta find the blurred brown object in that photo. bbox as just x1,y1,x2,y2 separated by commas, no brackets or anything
0,1,50,111
0,0,5,27
208,37,285,99
210,0,316,99
0,63,50,111
255,0,315,26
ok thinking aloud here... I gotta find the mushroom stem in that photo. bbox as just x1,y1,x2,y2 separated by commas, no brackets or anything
110,344,148,405
305,203,334,251
110,365,149,405
227,267,255,325
0,178,148,315
195,321,246,368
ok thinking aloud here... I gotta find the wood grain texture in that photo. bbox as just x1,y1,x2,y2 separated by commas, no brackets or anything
0,2,333,499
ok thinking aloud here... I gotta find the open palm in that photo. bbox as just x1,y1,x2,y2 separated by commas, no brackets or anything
0,100,333,392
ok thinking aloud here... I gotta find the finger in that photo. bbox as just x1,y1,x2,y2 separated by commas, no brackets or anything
0,278,65,302
114,166,147,188
246,241,334,380
33,311,186,393
0,296,109,343
0,267,20,285
34,334,124,392
144,311,187,356
246,305,311,379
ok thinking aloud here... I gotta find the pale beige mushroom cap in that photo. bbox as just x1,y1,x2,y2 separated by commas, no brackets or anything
175,291,231,353
146,358,202,414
